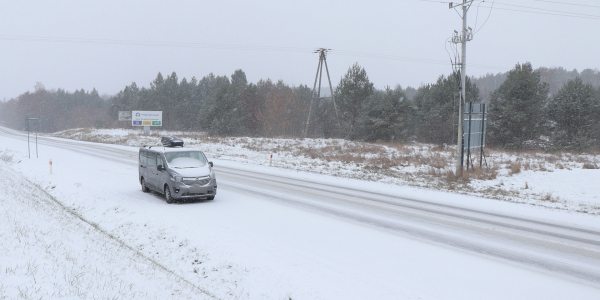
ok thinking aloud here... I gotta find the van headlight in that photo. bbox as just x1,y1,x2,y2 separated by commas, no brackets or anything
169,172,183,182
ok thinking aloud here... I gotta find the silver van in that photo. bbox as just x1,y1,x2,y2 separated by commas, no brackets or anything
139,147,217,203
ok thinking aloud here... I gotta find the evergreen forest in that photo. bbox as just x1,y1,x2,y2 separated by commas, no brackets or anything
1,63,600,151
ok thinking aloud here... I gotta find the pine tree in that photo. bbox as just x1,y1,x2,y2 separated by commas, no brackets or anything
410,73,479,146
361,86,411,142
547,77,600,150
335,63,374,140
488,62,549,149
198,73,246,136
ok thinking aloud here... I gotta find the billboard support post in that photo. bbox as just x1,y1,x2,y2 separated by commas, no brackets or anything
27,119,29,159
480,104,486,168
466,103,473,170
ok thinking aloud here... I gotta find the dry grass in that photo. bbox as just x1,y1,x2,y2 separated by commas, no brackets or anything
582,163,599,169
464,165,498,181
0,150,15,164
509,162,521,176
542,192,559,203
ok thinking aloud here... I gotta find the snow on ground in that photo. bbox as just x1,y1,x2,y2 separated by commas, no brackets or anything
2,128,600,299
0,155,209,299
0,134,432,299
53,128,600,214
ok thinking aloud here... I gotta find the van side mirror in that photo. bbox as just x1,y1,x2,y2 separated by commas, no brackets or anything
209,162,213,167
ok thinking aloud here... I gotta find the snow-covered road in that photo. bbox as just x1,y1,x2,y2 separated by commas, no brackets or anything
1,126,599,299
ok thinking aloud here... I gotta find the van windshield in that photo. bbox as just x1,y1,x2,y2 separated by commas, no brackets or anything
164,151,207,168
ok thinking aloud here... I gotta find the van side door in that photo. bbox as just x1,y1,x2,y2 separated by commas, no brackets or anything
156,154,167,192
140,150,154,188
146,152,158,191
139,150,147,184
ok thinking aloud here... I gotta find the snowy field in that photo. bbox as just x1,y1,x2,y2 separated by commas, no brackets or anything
53,128,600,214
1,126,600,299
0,166,209,299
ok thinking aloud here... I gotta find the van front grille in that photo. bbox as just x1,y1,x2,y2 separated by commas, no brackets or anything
183,176,211,186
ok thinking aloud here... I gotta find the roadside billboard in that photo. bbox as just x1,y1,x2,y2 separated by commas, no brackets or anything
118,111,132,121
132,111,162,126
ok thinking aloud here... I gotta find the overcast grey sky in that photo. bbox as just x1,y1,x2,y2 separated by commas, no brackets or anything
1,0,598,100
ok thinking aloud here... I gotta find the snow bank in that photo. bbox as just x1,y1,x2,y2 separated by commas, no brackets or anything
0,156,210,299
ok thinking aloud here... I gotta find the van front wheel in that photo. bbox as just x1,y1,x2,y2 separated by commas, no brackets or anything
164,185,174,204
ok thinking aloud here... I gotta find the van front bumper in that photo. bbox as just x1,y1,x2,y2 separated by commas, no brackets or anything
171,179,217,199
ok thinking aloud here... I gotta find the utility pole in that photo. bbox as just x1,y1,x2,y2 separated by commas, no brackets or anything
450,1,474,176
304,48,340,138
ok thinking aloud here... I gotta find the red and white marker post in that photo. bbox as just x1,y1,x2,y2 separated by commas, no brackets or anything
49,159,53,174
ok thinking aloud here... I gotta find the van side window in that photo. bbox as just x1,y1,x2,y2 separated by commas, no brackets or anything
147,153,156,167
157,156,164,169
140,151,147,165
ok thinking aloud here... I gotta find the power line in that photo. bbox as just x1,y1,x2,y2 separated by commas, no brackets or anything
492,1,600,18
531,0,600,9
444,37,457,70
332,49,505,69
0,35,315,53
0,34,508,70
473,0,496,34
473,1,485,31
420,0,600,19
477,4,600,19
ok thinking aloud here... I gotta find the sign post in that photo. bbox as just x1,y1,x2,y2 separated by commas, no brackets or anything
131,111,162,134
25,117,39,159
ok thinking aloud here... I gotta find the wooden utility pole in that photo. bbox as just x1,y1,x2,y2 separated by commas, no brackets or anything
304,48,340,138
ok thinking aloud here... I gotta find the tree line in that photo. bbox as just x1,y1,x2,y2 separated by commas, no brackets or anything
488,63,600,150
1,62,599,151
473,66,600,103
0,83,110,132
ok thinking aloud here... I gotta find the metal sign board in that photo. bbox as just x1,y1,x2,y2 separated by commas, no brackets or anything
118,111,132,121
462,103,487,153
462,103,488,169
132,111,162,126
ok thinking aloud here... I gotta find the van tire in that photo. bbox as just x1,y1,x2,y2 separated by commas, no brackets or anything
141,178,149,193
164,185,174,204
